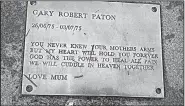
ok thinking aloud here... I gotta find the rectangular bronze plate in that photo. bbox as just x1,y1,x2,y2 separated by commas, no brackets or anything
22,1,164,98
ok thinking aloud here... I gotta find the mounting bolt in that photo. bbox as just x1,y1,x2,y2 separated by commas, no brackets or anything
156,88,161,94
152,7,157,12
26,85,33,92
30,1,37,5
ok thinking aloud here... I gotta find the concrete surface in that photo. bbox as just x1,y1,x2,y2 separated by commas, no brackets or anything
1,1,184,105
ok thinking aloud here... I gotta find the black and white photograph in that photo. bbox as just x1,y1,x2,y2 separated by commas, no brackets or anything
1,0,184,105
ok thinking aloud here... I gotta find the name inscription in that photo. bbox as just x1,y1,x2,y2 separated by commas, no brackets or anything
33,10,116,20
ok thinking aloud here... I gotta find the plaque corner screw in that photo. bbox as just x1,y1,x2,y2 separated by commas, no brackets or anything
156,88,161,94
152,7,157,12
26,85,33,92
30,1,37,5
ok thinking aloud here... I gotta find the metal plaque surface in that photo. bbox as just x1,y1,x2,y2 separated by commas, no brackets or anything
22,1,164,98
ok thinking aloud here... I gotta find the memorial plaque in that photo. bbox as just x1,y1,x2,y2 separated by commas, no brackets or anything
22,1,164,98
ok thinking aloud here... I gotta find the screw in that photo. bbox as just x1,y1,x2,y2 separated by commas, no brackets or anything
26,85,33,92
152,7,157,12
30,1,37,5
156,88,161,94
